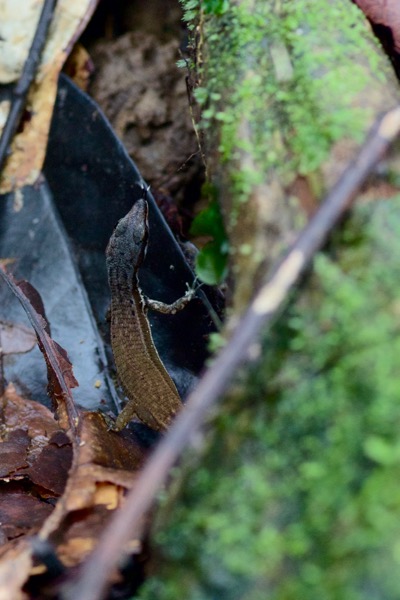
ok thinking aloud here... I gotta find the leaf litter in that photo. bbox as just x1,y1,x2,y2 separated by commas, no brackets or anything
0,266,148,597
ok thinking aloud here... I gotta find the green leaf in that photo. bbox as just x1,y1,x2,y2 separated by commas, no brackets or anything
190,196,228,284
190,200,225,242
183,8,197,21
203,0,229,15
193,87,208,105
195,241,228,285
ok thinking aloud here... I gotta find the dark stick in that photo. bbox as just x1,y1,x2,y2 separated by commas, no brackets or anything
63,106,400,600
0,347,4,398
0,0,58,174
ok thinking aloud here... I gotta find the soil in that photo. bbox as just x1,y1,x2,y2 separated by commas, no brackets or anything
87,1,203,212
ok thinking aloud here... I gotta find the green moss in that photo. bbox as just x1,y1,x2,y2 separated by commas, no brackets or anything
137,200,400,599
182,0,395,213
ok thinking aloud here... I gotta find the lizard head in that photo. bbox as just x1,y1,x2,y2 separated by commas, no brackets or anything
106,199,149,273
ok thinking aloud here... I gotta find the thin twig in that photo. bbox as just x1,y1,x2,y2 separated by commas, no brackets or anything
63,106,400,600
0,0,58,174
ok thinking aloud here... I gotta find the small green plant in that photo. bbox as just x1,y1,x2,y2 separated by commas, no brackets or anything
180,0,228,19
190,185,229,285
180,0,199,27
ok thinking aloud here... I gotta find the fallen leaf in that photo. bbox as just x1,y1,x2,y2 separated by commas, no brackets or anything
63,43,94,91
22,430,72,497
0,0,98,193
0,383,64,440
0,389,146,594
0,429,30,478
0,492,54,540
0,384,72,542
42,412,146,532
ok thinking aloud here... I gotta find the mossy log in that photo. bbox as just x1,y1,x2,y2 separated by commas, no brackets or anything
138,2,400,599
195,0,400,316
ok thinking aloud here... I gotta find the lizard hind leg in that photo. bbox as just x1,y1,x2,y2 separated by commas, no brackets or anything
112,402,141,432
113,399,169,432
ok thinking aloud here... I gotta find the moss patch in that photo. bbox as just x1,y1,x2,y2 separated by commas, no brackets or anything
184,0,396,207
137,199,400,599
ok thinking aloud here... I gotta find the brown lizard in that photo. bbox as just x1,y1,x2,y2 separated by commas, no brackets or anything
106,197,195,431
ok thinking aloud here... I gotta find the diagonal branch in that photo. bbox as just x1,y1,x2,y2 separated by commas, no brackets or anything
63,105,400,600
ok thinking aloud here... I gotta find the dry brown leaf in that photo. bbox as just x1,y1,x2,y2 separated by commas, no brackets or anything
0,384,71,544
0,398,147,594
0,387,147,595
63,43,94,92
27,411,147,576
22,430,72,497
0,493,54,540
0,383,61,440
0,429,30,477
0,258,147,595
0,0,98,194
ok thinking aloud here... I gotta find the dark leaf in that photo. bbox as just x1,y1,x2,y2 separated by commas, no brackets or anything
0,384,72,541
195,240,229,285
0,492,53,539
0,183,115,414
0,74,218,594
44,75,216,403
24,430,72,497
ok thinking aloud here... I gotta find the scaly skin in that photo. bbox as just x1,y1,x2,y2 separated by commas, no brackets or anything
106,199,182,431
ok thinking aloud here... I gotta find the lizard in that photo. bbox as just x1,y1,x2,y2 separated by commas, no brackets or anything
106,195,195,432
